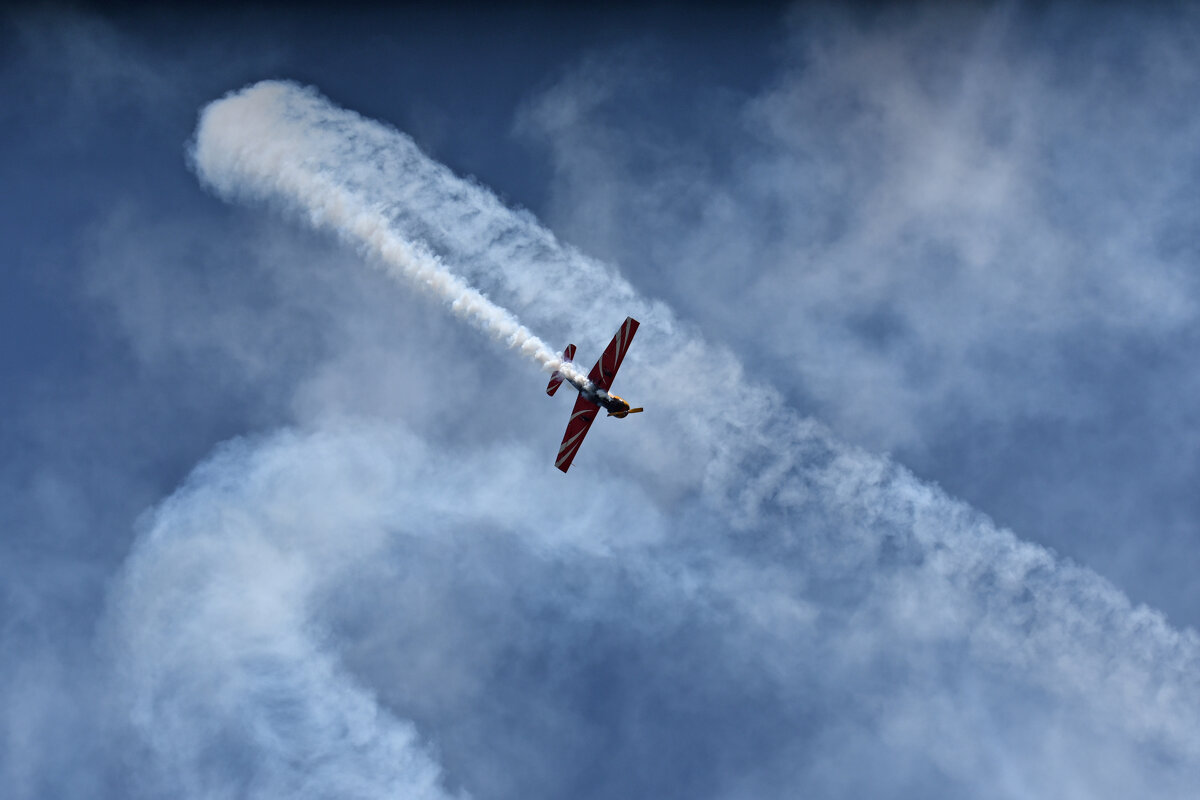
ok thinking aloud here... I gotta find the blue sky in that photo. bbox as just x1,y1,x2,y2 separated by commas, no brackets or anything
3,3,1200,798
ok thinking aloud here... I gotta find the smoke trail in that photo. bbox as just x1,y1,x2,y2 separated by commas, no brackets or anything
191,81,594,393
108,428,462,800
174,80,1200,795
189,81,1200,762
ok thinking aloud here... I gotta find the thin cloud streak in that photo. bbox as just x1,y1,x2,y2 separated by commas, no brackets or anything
506,5,1200,628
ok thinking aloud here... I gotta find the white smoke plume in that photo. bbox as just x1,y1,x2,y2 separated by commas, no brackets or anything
152,79,1200,797
191,81,593,393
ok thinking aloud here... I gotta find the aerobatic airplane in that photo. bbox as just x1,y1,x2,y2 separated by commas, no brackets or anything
545,316,642,472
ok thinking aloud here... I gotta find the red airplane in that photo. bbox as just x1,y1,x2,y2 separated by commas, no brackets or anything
546,316,643,472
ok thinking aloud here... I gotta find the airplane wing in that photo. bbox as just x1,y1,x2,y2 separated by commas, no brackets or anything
556,393,601,473
587,317,639,392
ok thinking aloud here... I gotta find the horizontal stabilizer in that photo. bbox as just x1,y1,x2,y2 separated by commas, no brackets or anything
546,343,577,396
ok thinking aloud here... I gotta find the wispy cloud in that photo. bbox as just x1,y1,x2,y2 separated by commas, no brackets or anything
511,4,1200,626
5,6,1200,798
98,76,1200,798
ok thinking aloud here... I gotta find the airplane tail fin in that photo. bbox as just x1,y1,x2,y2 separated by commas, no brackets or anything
546,343,577,396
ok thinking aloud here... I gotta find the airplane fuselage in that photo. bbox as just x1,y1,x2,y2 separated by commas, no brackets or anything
577,382,631,415
589,386,643,418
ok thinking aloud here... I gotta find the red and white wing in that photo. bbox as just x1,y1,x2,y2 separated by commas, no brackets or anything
587,317,639,392
556,393,600,473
